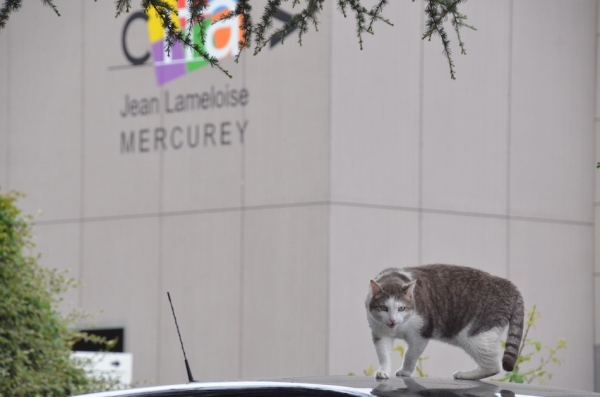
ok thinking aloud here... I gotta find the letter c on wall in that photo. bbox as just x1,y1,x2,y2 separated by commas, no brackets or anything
122,11,150,66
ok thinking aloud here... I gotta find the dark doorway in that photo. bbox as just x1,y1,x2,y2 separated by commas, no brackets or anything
72,328,124,352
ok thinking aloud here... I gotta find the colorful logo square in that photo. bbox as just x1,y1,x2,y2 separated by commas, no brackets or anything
146,0,242,85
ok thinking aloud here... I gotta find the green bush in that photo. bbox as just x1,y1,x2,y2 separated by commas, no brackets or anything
0,191,117,397
496,304,566,385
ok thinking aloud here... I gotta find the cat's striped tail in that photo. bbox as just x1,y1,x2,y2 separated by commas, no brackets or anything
502,293,524,372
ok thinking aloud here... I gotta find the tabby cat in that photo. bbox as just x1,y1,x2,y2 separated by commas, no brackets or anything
366,264,524,380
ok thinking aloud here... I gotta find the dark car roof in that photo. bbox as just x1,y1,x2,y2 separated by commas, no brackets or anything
264,376,598,397
73,376,600,397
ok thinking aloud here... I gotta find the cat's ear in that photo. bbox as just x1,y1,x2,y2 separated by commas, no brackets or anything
403,280,417,299
370,280,384,296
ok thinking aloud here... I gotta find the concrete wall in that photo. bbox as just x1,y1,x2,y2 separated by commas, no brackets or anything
0,0,596,392
330,1,596,391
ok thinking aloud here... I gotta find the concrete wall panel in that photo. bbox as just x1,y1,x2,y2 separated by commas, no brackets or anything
83,2,161,218
242,205,328,378
510,1,596,223
159,211,242,384
0,30,7,190
7,1,83,220
328,205,419,376
597,38,600,120
596,206,600,274
422,1,510,215
596,277,600,346
243,4,331,207
161,65,245,213
82,218,160,384
510,220,594,391
597,122,600,213
421,213,507,278
330,1,421,208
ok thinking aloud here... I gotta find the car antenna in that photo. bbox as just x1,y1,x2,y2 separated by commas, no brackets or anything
167,291,198,383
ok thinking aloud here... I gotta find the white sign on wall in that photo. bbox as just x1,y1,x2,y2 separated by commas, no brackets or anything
72,352,133,385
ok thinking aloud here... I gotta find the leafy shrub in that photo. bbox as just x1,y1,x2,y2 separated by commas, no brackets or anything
0,191,117,397
496,304,566,384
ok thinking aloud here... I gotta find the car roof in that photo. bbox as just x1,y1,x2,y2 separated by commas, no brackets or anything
267,376,599,397
72,376,600,397
73,380,373,397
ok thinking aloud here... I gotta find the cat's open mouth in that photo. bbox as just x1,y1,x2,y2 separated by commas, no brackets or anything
387,323,396,328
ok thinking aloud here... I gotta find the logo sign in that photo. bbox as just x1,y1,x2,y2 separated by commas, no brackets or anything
146,0,242,86
120,3,298,86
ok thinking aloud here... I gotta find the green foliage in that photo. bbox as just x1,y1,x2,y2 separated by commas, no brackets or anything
0,191,118,397
0,0,473,79
495,305,566,385
363,365,375,376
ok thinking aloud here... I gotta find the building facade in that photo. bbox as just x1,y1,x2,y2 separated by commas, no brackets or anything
0,0,597,392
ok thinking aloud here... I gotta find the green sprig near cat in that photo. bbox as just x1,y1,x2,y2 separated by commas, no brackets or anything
366,264,524,380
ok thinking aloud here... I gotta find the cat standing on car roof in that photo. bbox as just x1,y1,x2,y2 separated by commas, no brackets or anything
366,264,524,380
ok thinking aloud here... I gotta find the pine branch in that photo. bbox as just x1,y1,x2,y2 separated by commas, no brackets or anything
114,0,132,18
40,0,60,17
423,0,463,41
0,0,22,30
346,0,368,50
367,0,393,34
336,0,392,51
450,9,475,55
0,0,472,80
424,0,454,79
254,0,283,50
254,0,325,55
337,0,348,18
184,0,210,49
422,0,476,79
234,0,253,61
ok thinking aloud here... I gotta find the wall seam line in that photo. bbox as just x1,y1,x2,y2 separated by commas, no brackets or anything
156,81,166,384
5,24,9,191
593,1,599,393
32,202,594,227
418,0,425,266
238,49,247,380
325,0,333,376
78,0,86,311
506,0,514,281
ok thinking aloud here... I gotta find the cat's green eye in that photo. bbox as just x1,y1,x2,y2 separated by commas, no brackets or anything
379,305,388,312
399,307,406,312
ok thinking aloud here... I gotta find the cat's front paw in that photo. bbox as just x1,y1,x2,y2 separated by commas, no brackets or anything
395,369,413,377
374,368,390,380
